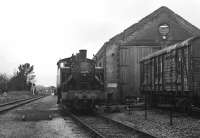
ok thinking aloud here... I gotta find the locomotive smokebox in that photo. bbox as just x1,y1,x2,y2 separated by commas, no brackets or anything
79,49,87,59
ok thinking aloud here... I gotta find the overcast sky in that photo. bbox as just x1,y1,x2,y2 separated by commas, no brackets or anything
0,0,200,86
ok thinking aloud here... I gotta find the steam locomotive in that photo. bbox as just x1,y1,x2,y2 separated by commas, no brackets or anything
57,50,104,112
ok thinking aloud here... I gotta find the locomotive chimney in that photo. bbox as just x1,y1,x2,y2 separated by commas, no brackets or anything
79,49,87,59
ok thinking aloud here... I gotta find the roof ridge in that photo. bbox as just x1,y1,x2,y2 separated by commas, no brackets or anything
173,13,200,35
95,6,200,56
138,6,174,25
124,6,174,34
124,6,200,43
107,6,175,43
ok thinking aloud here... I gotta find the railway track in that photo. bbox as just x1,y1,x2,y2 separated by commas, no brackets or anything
0,96,45,113
70,113,155,138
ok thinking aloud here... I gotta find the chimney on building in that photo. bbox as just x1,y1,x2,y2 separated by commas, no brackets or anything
79,49,87,59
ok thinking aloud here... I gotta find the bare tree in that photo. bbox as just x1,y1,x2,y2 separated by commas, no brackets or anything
9,63,36,90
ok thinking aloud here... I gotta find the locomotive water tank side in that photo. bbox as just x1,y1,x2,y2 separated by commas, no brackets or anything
57,57,72,103
56,65,61,103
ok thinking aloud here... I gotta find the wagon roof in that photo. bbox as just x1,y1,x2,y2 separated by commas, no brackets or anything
140,36,200,62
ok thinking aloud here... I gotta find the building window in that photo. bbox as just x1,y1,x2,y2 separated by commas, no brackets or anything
158,24,170,40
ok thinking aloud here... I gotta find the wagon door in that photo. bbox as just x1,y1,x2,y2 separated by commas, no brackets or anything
119,47,130,100
191,39,200,104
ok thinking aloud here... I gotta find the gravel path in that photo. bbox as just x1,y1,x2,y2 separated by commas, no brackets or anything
104,110,200,138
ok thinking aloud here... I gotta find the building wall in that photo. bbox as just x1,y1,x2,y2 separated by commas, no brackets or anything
105,43,119,101
119,12,196,99
119,46,160,99
125,12,192,47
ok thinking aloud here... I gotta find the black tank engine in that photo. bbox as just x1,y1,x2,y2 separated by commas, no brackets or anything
57,50,104,112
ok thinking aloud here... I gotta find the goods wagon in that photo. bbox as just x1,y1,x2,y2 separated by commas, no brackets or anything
57,50,104,112
140,36,200,111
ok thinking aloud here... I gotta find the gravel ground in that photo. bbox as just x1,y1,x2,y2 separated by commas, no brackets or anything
103,109,200,138
0,96,91,138
0,91,38,104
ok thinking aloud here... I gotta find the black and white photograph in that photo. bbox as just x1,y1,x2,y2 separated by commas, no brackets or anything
0,0,200,137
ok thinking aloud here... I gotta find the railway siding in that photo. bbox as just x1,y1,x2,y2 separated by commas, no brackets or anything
0,96,45,113
70,113,155,138
103,111,200,138
0,91,40,104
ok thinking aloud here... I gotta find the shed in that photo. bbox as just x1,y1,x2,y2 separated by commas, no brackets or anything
95,6,200,102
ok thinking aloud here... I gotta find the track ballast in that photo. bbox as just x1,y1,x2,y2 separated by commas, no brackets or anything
70,113,155,138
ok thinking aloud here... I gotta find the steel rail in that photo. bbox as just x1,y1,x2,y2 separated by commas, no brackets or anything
0,96,45,113
0,97,39,107
69,112,155,138
69,113,105,138
98,114,155,138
